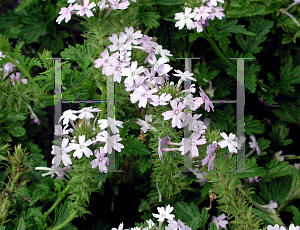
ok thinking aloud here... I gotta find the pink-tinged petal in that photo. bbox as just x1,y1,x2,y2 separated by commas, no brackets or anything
79,135,85,144
228,144,237,153
162,111,174,120
220,132,228,140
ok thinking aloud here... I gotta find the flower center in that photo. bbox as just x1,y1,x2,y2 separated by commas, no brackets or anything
62,150,64,154
211,10,215,13
175,110,179,115
130,36,132,40
80,145,84,149
184,16,188,19
99,157,103,162
192,142,194,145
200,11,204,14
132,72,135,76
118,44,121,47
85,8,88,11
117,67,121,71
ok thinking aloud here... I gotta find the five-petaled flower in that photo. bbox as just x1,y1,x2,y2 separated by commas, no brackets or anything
69,135,93,159
209,213,228,230
218,132,241,153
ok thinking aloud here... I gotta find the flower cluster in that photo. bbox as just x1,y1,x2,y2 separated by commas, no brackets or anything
56,0,136,24
35,107,124,179
174,0,225,33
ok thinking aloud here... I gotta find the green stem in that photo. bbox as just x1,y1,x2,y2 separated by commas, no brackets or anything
202,29,236,69
5,54,44,94
143,27,151,35
8,172,22,194
49,210,77,230
44,184,71,218
277,198,292,212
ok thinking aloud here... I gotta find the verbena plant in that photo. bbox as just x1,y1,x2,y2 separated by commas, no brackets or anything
0,0,300,230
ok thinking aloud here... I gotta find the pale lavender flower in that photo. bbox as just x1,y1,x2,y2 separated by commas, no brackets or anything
148,55,169,72
207,2,225,20
124,26,143,45
249,135,261,156
96,130,124,154
56,3,77,24
267,224,286,230
108,0,130,10
108,32,132,52
183,113,202,131
199,86,214,112
166,219,192,230
35,165,71,180
179,132,207,157
51,138,73,167
150,93,172,106
135,115,156,133
209,213,228,230
209,0,225,6
98,117,123,134
130,85,158,108
90,147,108,173
194,6,211,20
74,0,96,17
201,141,217,171
248,176,261,184
156,63,173,76
161,99,185,129
105,60,129,83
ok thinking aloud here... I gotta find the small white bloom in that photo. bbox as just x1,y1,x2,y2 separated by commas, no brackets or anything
218,132,241,153
69,135,93,159
152,204,175,222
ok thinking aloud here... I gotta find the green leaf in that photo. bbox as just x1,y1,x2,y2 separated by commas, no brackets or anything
193,62,220,87
15,0,37,11
17,217,26,230
232,157,267,179
60,40,95,71
199,207,210,229
211,19,256,53
174,201,202,230
226,2,267,18
258,176,292,207
120,135,151,157
264,159,297,181
5,113,27,121
137,155,151,174
256,137,271,156
236,18,273,56
279,54,300,93
272,100,300,127
53,201,71,228
9,126,26,137
291,206,300,226
244,115,265,136
139,12,160,28
208,221,218,230
268,121,293,147
30,177,55,206
26,207,46,229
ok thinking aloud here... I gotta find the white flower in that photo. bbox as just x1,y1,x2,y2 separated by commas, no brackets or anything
51,138,73,167
152,204,175,222
112,222,124,230
218,132,241,153
77,106,101,120
136,115,156,133
58,109,79,126
96,130,124,154
70,135,93,159
174,7,196,30
97,117,123,134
